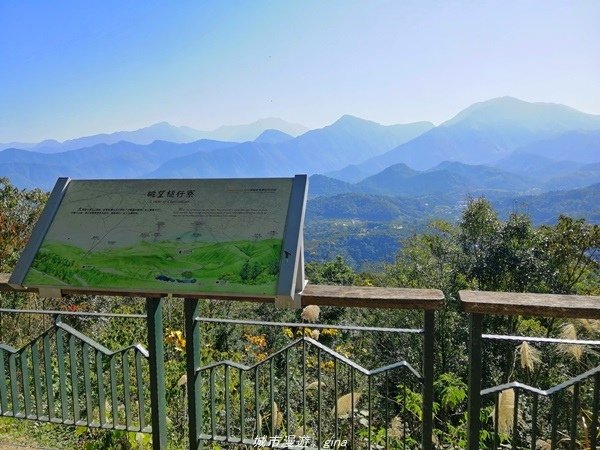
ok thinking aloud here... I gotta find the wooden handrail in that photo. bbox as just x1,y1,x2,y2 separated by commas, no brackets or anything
301,284,444,310
0,273,444,310
460,289,600,319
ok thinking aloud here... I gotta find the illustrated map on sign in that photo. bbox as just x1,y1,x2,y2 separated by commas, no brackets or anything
23,178,294,296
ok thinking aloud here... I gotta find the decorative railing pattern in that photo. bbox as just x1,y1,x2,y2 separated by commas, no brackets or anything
195,319,425,449
184,285,443,450
462,290,600,450
0,312,151,433
481,367,600,449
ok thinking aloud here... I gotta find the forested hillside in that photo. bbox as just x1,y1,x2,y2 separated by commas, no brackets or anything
1,177,598,448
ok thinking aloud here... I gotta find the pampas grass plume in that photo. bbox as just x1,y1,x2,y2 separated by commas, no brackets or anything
301,305,321,323
495,389,515,435
306,380,325,390
518,341,541,372
558,322,583,361
333,392,361,417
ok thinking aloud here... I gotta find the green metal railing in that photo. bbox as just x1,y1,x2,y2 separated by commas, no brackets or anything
0,310,151,432
184,287,442,450
192,318,425,449
462,290,600,450
0,283,444,449
3,282,598,449
481,355,600,450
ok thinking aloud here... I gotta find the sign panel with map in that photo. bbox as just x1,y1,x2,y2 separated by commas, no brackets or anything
10,176,307,304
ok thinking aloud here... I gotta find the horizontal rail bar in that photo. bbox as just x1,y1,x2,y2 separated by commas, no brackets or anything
2,273,444,310
483,333,600,346
198,336,423,378
0,308,146,319
481,363,600,396
301,284,444,310
460,290,600,319
196,317,423,334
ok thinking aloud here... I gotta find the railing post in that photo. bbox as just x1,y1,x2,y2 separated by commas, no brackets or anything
185,298,203,450
422,310,435,450
146,297,167,449
467,313,483,450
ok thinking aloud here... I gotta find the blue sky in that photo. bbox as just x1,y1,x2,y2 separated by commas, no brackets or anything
1,1,599,142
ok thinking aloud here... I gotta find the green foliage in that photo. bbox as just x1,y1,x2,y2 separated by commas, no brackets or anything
386,197,600,296
0,177,48,272
538,215,600,293
457,199,542,292
81,429,132,450
1,179,599,449
434,372,467,410
306,256,357,285
396,384,424,420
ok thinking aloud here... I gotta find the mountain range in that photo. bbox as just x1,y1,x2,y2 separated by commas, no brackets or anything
0,118,309,154
2,96,599,265
0,115,433,189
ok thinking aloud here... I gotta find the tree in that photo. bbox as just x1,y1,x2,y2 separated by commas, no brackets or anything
0,178,48,272
538,215,600,294
384,219,461,292
305,256,357,286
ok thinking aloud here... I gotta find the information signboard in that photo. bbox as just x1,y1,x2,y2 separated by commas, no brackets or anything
10,176,307,307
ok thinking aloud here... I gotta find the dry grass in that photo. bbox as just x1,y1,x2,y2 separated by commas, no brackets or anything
306,380,325,390
518,341,542,372
495,388,515,435
557,323,584,361
271,401,283,430
388,416,404,438
536,439,551,449
301,305,321,323
576,319,600,334
333,392,362,418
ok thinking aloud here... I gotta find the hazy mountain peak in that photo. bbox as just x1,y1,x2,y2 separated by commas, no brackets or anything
205,118,309,142
442,96,600,131
147,121,176,130
331,115,379,128
430,160,469,170
380,162,416,175
254,129,294,144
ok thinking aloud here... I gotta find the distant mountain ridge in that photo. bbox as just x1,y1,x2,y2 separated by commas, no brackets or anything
0,118,309,153
147,117,434,179
492,182,600,224
1,97,599,200
307,182,600,225
0,115,433,189
2,97,600,268
310,160,535,199
254,129,294,144
0,139,237,190
333,97,600,177
205,118,308,142
442,97,600,131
